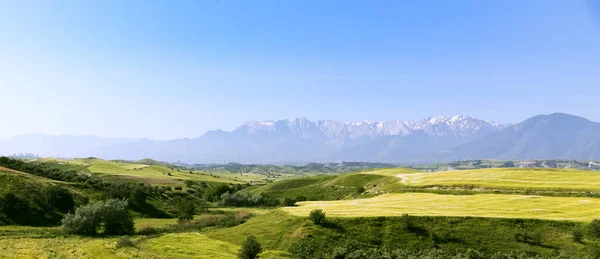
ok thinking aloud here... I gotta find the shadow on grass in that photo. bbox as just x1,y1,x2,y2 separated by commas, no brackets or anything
131,202,170,218
321,221,345,233
407,225,429,237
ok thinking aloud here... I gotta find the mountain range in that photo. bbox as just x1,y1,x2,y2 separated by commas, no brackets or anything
1,113,599,163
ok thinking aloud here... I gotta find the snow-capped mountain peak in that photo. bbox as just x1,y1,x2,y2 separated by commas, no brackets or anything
235,115,503,140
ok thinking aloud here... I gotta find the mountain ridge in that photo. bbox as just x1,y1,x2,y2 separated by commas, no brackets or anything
2,113,597,163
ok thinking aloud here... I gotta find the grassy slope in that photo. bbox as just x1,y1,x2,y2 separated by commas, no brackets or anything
0,167,90,207
37,158,256,186
1,211,598,258
206,209,599,257
248,168,417,200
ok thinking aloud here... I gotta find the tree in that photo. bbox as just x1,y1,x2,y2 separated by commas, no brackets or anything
102,199,134,235
502,161,516,168
295,196,307,202
308,209,326,225
204,184,235,202
43,186,75,213
238,235,262,259
62,201,104,235
282,197,297,206
62,199,134,235
175,197,196,223
0,192,32,225
356,186,366,194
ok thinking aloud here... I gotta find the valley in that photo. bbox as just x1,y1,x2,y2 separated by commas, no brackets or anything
2,156,600,258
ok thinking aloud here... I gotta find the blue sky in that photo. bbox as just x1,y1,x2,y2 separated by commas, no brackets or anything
1,0,599,140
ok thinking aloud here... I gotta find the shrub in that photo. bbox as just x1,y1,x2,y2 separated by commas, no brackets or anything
174,186,183,191
42,185,75,213
295,196,307,202
102,199,135,235
289,237,320,259
175,197,196,223
400,213,413,231
238,235,262,259
137,226,162,235
0,192,32,225
116,237,136,248
282,197,296,206
184,180,194,188
62,199,134,235
356,186,366,194
62,201,104,235
204,184,235,202
235,210,253,223
308,209,326,225
590,219,600,238
196,214,231,228
218,192,281,207
572,226,585,243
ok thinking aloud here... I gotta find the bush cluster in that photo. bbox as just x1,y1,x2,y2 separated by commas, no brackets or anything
238,235,262,259
217,192,304,207
217,192,281,207
309,209,326,225
0,184,75,226
62,199,134,235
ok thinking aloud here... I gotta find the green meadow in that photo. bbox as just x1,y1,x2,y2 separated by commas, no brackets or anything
2,157,600,258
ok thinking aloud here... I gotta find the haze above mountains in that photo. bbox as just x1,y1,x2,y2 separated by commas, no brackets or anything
1,113,599,164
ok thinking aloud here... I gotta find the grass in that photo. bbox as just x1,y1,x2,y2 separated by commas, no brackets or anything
283,193,600,222
134,218,178,230
0,233,240,259
207,208,599,256
398,168,600,191
0,224,293,259
206,210,305,251
141,233,240,258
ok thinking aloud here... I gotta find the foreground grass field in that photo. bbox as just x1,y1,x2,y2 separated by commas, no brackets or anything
284,193,600,221
397,168,600,191
0,232,242,259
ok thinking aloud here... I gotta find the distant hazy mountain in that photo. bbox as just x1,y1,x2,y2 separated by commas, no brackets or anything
0,115,503,163
3,113,598,163
442,113,600,161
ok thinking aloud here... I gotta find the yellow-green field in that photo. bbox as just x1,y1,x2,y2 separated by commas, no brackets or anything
283,193,600,221
0,232,241,259
397,168,600,191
